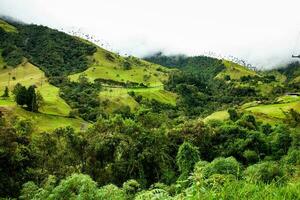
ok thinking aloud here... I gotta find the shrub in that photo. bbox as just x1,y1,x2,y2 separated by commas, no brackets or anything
134,189,171,200
202,157,241,179
123,61,132,70
237,114,257,130
244,161,286,184
243,150,259,164
2,86,9,97
123,179,140,195
204,174,236,188
48,174,98,200
228,108,239,121
176,142,200,180
282,149,300,165
96,184,126,200
224,75,231,81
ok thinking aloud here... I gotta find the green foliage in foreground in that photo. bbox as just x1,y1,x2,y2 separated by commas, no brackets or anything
17,158,300,200
0,110,299,199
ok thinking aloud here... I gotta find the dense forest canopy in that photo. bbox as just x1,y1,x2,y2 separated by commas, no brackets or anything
0,19,299,200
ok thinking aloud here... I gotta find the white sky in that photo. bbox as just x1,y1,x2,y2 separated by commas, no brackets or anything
1,0,300,69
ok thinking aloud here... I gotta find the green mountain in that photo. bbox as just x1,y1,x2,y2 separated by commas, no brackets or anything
0,19,176,129
145,52,300,122
0,19,299,199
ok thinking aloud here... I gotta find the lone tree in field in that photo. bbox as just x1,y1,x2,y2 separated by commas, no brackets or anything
2,86,9,97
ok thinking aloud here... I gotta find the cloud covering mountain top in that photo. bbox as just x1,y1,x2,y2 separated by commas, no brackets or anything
1,0,300,69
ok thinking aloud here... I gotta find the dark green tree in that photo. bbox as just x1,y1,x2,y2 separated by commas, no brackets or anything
15,85,27,106
228,108,239,121
2,86,9,97
176,142,200,180
26,85,38,112
12,83,22,95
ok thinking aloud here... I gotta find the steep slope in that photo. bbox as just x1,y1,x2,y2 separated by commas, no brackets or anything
100,86,177,113
68,47,176,112
278,61,300,83
0,58,71,116
0,19,17,33
0,53,87,131
69,47,169,87
0,19,176,121
216,60,258,80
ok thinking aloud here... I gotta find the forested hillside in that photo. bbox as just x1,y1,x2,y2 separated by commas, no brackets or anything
0,19,299,200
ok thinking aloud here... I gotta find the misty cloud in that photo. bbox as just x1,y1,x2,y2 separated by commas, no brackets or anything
1,0,300,69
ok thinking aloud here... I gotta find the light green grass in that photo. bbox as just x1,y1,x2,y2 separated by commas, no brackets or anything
0,97,15,106
129,86,177,106
0,19,18,33
292,75,300,83
0,60,72,117
15,106,87,132
69,47,174,113
100,86,177,113
69,48,169,87
38,83,72,116
100,88,139,113
240,101,261,109
246,101,300,119
216,60,258,80
0,61,46,90
0,59,85,131
254,81,285,96
276,95,300,103
203,110,229,122
205,94,300,124
0,98,87,132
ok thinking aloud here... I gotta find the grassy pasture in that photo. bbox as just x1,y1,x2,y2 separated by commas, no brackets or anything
204,94,300,124
246,101,300,119
0,97,87,132
100,86,177,113
0,58,86,132
203,110,229,123
100,87,139,113
0,61,72,117
216,60,258,80
69,48,169,87
37,83,72,116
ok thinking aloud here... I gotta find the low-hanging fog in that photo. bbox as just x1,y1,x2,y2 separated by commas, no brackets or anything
1,0,300,69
